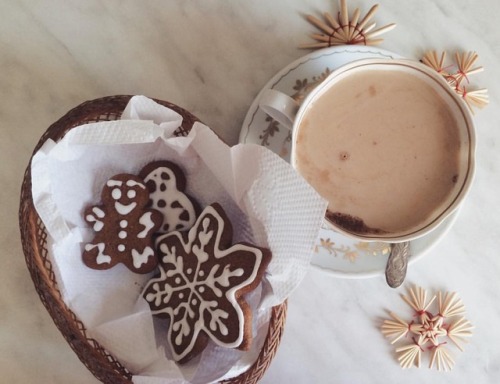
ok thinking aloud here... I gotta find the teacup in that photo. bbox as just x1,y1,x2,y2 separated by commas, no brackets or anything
259,59,475,243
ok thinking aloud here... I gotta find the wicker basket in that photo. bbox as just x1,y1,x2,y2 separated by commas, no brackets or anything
19,95,287,384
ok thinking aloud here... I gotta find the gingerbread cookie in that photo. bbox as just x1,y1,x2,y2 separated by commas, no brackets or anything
83,173,162,274
139,160,198,234
143,203,271,363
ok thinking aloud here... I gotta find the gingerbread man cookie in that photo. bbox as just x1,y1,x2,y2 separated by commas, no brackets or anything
83,173,162,274
139,161,198,234
142,203,271,363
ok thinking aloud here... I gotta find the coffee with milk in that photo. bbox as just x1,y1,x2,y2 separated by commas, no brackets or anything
293,68,462,237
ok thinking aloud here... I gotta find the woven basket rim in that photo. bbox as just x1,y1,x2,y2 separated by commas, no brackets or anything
18,95,287,384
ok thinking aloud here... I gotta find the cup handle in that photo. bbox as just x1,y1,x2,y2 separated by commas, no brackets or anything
258,89,300,131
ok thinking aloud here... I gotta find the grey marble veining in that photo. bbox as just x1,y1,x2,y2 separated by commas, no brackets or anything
2,0,500,383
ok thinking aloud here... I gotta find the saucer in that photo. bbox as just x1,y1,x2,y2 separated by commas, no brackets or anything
239,45,459,278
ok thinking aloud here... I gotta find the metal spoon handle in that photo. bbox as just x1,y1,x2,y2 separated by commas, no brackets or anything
385,241,410,288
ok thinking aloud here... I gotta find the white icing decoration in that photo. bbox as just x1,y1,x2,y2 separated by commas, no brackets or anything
115,202,137,215
86,207,105,232
131,247,155,268
93,207,105,218
145,283,161,305
192,218,212,263
107,180,122,187
85,178,154,272
143,204,266,362
209,307,229,336
143,166,197,233
112,188,122,200
126,179,146,188
137,212,155,238
85,243,112,264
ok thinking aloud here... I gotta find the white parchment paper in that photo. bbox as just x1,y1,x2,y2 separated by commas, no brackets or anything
31,96,327,383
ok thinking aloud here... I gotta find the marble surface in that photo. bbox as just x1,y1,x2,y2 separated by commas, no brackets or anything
2,0,500,383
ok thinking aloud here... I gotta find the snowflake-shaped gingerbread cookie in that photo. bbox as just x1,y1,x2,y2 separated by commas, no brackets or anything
143,203,271,363
83,173,162,273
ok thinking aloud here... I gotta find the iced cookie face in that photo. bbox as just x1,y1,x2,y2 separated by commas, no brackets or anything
83,174,162,274
142,203,271,363
101,174,150,216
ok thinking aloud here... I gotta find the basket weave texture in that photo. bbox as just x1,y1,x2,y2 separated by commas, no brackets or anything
19,95,287,384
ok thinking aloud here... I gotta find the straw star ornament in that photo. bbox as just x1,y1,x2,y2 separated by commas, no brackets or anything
381,285,473,371
421,50,489,113
300,0,396,49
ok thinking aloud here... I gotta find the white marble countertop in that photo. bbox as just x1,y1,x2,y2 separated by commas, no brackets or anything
2,1,500,383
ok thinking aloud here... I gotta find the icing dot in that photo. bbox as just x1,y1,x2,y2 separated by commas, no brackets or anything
175,277,181,284
119,231,127,239
191,298,198,306
178,293,184,299
120,220,128,228
127,189,137,199
118,244,125,252
198,270,205,277
146,180,156,193
186,268,193,274
112,188,122,200
198,286,205,293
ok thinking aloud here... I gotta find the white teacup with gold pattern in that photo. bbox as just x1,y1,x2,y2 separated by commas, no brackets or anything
259,59,475,243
